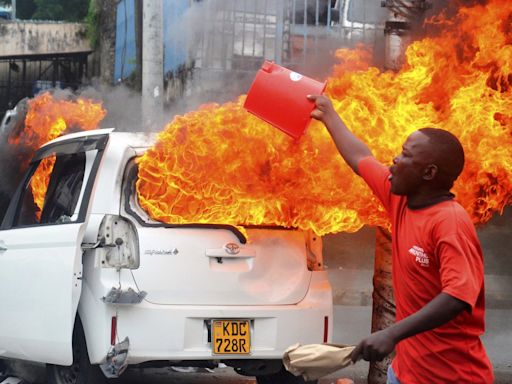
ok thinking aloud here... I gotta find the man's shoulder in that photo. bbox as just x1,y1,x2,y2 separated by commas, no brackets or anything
433,199,470,219
358,155,386,169
357,156,390,179
429,200,476,236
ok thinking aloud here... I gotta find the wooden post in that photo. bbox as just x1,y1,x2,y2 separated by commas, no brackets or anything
368,226,395,384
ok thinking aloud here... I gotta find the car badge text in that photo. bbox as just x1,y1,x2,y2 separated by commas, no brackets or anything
144,248,179,255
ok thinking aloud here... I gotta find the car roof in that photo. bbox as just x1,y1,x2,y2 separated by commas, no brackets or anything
41,128,157,149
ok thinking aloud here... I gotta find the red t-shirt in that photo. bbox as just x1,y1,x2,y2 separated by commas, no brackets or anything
358,157,494,384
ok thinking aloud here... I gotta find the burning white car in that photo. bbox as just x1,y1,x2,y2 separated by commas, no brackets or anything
0,129,333,384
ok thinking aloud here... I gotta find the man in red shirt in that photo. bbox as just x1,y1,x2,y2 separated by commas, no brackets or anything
308,95,494,383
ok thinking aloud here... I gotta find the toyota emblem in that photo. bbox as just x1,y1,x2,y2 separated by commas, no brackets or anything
224,243,240,255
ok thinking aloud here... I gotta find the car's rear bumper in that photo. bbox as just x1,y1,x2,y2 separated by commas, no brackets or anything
81,271,332,365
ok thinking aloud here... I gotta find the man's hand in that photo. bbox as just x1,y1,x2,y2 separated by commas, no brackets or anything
350,328,397,363
306,94,372,174
307,94,339,127
350,293,469,363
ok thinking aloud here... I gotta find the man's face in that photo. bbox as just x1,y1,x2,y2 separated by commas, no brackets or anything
388,131,434,196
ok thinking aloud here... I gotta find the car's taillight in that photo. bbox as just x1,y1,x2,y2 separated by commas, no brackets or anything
306,230,324,271
96,215,140,269
323,316,329,343
111,316,117,346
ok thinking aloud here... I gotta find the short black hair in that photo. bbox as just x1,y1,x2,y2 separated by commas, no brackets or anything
419,127,465,187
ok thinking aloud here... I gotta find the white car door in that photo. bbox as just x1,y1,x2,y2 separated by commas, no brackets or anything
0,133,108,365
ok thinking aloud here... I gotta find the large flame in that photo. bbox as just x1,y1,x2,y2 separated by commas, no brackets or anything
136,0,512,235
16,1,511,234
13,92,106,215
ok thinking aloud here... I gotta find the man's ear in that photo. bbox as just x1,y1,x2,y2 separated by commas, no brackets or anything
423,164,438,180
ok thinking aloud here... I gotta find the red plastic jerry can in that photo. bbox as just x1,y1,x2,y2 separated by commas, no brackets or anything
244,61,326,140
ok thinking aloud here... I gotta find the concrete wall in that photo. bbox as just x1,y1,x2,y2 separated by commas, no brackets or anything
0,21,90,57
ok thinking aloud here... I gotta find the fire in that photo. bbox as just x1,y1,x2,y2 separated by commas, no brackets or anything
16,1,511,234
136,102,366,235
13,92,106,215
136,0,512,235
9,92,106,151
30,156,56,217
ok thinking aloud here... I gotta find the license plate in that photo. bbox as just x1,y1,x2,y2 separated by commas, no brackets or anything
212,319,251,355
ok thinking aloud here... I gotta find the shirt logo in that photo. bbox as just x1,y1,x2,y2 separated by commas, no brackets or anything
409,245,430,267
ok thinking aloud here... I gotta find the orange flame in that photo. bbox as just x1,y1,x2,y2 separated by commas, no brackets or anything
136,0,512,235
30,156,56,218
10,92,106,150
15,92,106,214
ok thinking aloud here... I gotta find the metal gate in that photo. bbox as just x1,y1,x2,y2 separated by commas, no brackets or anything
0,52,91,117
183,0,386,102
193,0,387,68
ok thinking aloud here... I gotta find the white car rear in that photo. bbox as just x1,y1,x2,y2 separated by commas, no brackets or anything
0,129,333,384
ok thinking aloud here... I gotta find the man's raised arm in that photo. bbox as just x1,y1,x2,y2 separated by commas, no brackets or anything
308,95,373,174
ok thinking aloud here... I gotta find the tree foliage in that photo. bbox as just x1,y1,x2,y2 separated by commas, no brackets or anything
85,0,100,48
1,0,37,19
4,0,89,21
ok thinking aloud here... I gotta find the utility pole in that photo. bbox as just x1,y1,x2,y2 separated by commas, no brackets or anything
11,0,15,19
381,0,431,70
134,0,143,92
142,0,164,130
96,0,117,86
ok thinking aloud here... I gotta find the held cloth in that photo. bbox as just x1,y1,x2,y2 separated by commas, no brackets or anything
283,343,355,381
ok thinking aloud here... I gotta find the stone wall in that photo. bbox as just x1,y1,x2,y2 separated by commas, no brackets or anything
0,21,90,56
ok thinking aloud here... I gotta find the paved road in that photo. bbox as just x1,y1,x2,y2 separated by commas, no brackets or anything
118,365,366,384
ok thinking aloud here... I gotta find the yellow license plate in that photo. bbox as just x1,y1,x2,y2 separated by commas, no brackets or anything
212,319,251,355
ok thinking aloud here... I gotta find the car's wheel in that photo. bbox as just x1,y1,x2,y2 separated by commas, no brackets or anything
0,359,7,381
256,365,318,384
47,318,107,384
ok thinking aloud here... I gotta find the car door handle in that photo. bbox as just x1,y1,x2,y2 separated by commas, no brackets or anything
0,241,7,252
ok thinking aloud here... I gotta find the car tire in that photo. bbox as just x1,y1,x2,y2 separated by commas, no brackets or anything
46,318,108,384
0,359,6,382
255,365,318,384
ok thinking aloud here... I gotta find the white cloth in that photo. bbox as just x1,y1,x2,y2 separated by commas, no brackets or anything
283,343,356,381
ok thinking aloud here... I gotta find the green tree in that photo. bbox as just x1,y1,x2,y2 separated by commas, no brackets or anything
3,0,89,21
2,0,37,20
32,0,89,21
